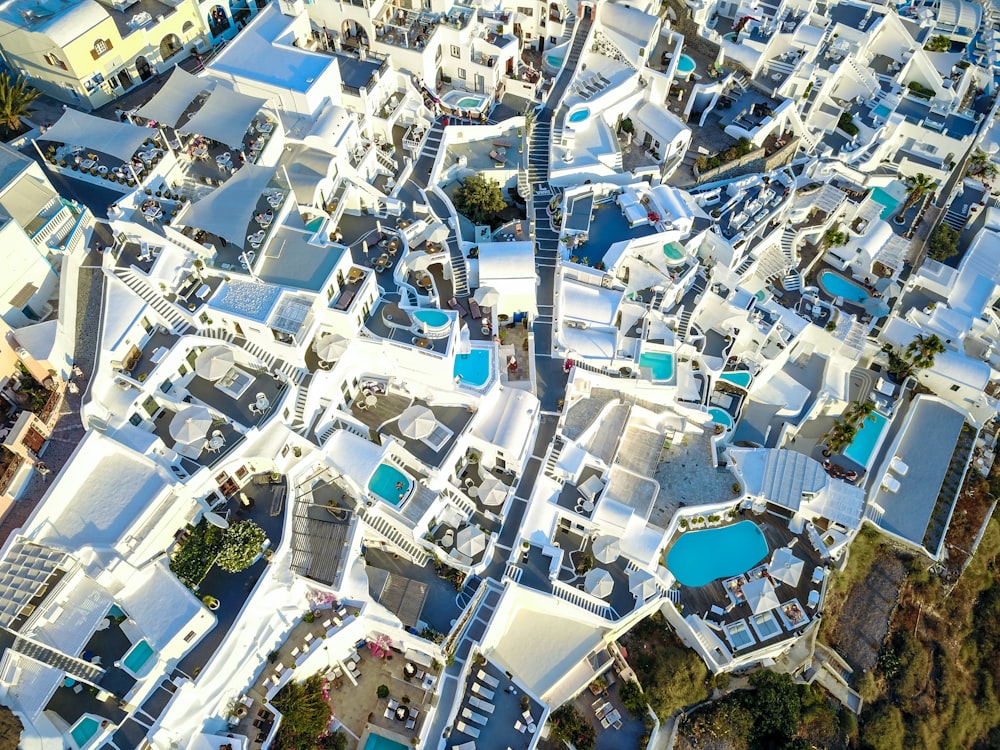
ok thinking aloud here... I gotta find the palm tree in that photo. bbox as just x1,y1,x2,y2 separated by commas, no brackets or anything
0,73,40,136
900,172,935,214
522,104,536,135
850,399,878,426
905,332,945,370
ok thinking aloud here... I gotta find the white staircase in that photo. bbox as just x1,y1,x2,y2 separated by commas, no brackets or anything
291,374,312,435
677,310,694,343
543,436,565,479
360,508,431,564
552,579,613,619
112,268,191,333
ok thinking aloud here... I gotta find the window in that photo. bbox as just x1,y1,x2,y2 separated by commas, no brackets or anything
516,6,533,15
435,46,443,64
91,38,112,59
43,53,67,70
451,44,461,58
183,630,196,643
458,67,467,79
950,384,960,391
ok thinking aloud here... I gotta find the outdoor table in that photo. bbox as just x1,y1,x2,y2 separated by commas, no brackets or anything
80,159,97,170
404,662,416,677
415,338,431,349
395,706,407,721
418,276,432,289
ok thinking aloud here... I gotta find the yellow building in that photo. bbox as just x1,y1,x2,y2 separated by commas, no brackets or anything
0,0,208,110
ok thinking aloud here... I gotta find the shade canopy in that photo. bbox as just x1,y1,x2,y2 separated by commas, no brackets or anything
398,404,437,440
584,568,614,599
477,473,507,506
592,535,620,564
315,333,349,362
742,577,780,614
134,67,209,128
473,286,500,306
628,568,658,601
169,405,213,445
203,511,230,529
42,109,150,162
579,474,605,503
769,547,805,587
455,525,487,557
864,297,891,318
194,345,236,381
180,84,269,149
177,164,278,247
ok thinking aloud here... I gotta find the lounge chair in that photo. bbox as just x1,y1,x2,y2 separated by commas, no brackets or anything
453,743,476,750
405,719,416,730
462,708,488,726
882,474,901,493
456,721,480,738
471,682,494,700
384,708,394,719
514,720,525,733
469,696,494,713
476,670,499,688
889,456,909,476
448,297,469,317
468,299,482,320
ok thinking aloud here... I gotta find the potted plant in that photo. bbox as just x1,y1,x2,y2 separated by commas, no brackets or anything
202,595,220,611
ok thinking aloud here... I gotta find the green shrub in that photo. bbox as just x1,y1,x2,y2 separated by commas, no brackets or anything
838,112,859,136
271,674,332,750
215,520,267,573
169,519,225,588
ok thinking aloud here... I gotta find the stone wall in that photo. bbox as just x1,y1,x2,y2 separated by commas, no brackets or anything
693,137,800,184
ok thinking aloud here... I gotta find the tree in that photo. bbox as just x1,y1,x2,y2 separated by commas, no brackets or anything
376,684,390,699
905,332,945,371
548,705,595,750
901,172,935,214
925,34,952,52
0,705,23,750
0,74,39,136
271,675,332,750
861,704,905,750
453,174,507,227
215,520,267,573
522,103,536,134
317,732,348,750
849,399,878,428
823,226,848,248
739,671,802,747
928,223,960,262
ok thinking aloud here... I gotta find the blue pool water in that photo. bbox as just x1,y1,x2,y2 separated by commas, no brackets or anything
454,348,491,387
546,52,565,68
820,270,869,303
720,370,752,388
70,716,101,748
667,521,769,587
843,411,889,468
364,734,409,750
122,639,154,674
568,108,589,123
663,242,685,262
306,217,324,232
677,54,696,74
870,186,901,220
724,32,738,42
639,352,674,381
368,463,412,506
873,104,891,118
413,309,449,328
109,605,126,618
708,407,734,429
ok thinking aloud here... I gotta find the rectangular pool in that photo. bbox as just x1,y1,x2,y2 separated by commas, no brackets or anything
122,639,154,675
454,348,492,388
638,352,674,381
69,716,101,749
364,734,409,750
843,411,889,469
368,463,412,506
869,186,901,220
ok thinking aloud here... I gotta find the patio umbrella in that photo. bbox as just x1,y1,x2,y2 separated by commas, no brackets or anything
592,535,621,564
477,474,507,506
769,547,805,587
315,333,349,362
863,297,890,318
169,405,213,445
398,404,437,440
194,345,235,381
455,525,487,557
584,568,614,599
428,222,450,244
579,474,605,503
742,577,780,614
204,511,230,530
628,568,658,602
473,286,500,307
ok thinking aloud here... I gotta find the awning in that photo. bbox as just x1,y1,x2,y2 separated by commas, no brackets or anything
134,67,211,128
0,174,56,227
41,109,150,162
177,164,278,248
180,84,269,149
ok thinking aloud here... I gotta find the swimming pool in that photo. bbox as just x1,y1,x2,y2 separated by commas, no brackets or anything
368,463,412,506
720,370,752,388
69,716,101,749
568,108,589,123
413,308,450,335
869,186,901,220
441,90,490,112
819,270,869,304
364,734,409,750
708,407,734,429
677,54,696,75
667,521,768,587
663,242,686,263
122,639,154,675
545,51,566,69
872,104,892,119
724,32,738,42
109,604,126,619
638,352,674,381
843,411,890,468
306,217,324,232
454,348,492,388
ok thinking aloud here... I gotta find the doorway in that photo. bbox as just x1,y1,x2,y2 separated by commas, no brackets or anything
117,68,133,90
135,56,152,81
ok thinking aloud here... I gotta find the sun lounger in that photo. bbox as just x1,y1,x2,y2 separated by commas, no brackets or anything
889,456,909,476
471,683,494,700
405,719,416,730
384,707,394,719
468,299,482,319
514,720,526,733
462,708,488,726
448,297,469,317
882,474,901,493
476,670,499,688
453,742,477,750
456,721,480,738
469,696,494,713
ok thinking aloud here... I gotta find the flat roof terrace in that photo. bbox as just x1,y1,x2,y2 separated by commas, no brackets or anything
256,226,345,291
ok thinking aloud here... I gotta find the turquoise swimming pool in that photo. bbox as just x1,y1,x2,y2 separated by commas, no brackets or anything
873,104,891,119
820,270,869,304
364,734,409,750
568,108,589,123
306,217,324,232
454,348,492,387
639,352,674,381
677,54,696,74
69,716,101,749
724,32,738,42
122,639,154,674
663,242,686,263
708,407,734,429
667,521,768,587
369,463,412,506
843,411,889,468
109,604,126,618
546,51,565,68
720,370,752,388
870,186,901,220
413,309,449,328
